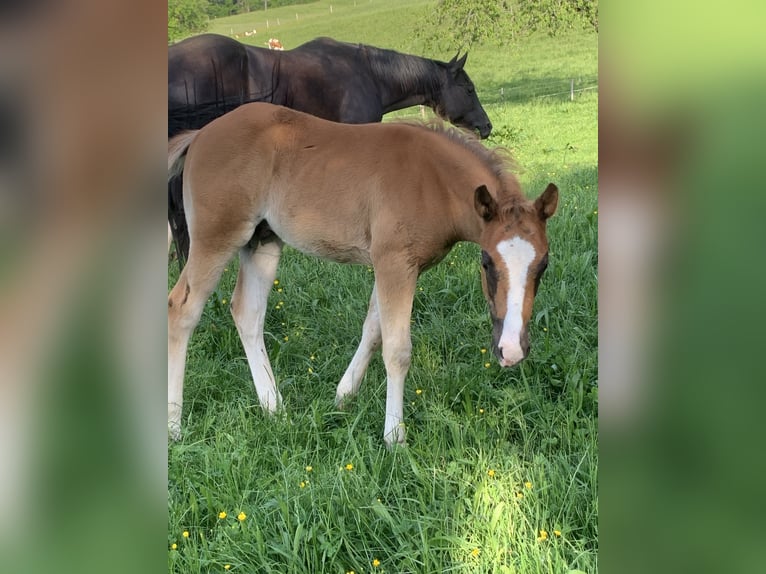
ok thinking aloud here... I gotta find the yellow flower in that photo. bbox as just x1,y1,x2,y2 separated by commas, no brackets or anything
471,547,480,557
224,565,231,571
479,408,485,414
553,529,562,537
308,367,313,374
273,279,279,285
480,348,487,354
277,288,283,293
524,481,532,490
537,529,548,541
310,354,316,360
305,465,313,472
283,336,289,342
300,481,306,488
372,558,381,567
237,512,246,522
345,463,354,471
415,389,422,395
171,543,177,550
484,362,491,368
516,492,523,499
221,298,228,305
487,469,495,477
182,530,189,538
218,511,227,519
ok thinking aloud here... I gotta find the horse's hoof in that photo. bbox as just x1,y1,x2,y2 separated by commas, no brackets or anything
384,423,407,449
168,424,181,441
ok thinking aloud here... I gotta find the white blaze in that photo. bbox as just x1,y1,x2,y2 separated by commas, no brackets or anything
496,237,536,366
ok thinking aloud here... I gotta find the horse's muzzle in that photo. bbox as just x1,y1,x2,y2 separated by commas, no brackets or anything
492,326,530,367
478,121,493,139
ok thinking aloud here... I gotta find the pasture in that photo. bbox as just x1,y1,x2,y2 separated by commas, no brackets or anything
168,1,598,572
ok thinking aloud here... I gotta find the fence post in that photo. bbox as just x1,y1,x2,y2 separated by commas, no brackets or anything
570,79,574,101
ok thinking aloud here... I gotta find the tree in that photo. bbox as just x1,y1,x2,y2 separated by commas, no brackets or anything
418,0,598,51
168,0,210,43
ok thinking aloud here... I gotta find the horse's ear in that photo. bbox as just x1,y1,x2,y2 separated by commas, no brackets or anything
534,183,559,220
474,185,497,222
449,52,468,72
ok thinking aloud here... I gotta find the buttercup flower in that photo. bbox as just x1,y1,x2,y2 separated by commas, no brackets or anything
305,466,313,472
237,512,246,522
218,511,227,519
553,529,562,537
524,481,533,490
372,558,381,567
345,463,354,471
182,531,189,538
171,543,177,550
224,565,231,571
415,389,422,395
487,469,495,477
471,547,480,557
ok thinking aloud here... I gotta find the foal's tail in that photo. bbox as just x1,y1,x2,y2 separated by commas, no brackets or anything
168,130,198,180
168,130,199,266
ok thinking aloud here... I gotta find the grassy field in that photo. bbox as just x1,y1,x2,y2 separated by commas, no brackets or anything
169,1,598,572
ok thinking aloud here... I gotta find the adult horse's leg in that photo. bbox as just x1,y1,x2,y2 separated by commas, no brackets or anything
230,235,284,412
372,259,418,447
168,245,232,439
335,285,381,407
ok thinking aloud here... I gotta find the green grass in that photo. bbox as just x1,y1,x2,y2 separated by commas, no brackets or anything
169,2,597,572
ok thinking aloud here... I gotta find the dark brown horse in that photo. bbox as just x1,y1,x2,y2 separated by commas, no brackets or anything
168,34,493,261
167,103,557,446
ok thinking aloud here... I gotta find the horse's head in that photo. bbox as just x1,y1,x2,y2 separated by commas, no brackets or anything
437,53,492,139
474,182,559,367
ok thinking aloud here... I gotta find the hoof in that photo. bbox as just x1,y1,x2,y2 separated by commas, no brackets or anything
383,423,407,449
168,423,181,442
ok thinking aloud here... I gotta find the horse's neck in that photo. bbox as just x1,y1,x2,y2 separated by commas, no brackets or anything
365,47,441,114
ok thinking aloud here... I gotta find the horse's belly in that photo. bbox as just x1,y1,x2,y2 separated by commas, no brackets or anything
266,218,372,266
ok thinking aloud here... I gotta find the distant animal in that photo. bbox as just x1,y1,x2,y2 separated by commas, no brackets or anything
168,34,493,263
167,103,557,446
266,37,283,50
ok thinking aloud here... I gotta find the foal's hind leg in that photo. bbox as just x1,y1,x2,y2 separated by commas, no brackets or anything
168,246,232,439
230,235,284,412
336,285,381,407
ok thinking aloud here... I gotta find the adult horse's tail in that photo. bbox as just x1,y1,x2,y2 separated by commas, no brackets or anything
168,131,199,265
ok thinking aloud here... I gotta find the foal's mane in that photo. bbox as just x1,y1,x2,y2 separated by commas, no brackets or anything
393,118,529,213
401,117,519,177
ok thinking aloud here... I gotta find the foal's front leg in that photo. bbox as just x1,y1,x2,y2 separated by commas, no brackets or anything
230,238,284,412
373,262,418,447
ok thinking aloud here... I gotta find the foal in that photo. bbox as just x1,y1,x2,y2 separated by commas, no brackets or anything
168,103,557,446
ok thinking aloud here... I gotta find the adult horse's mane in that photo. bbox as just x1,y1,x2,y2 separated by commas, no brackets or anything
360,42,443,94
